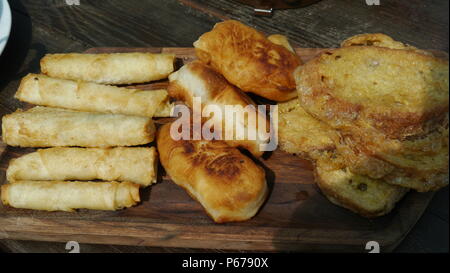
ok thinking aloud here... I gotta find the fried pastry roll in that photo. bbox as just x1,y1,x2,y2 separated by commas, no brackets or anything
1,181,140,212
41,52,175,84
7,147,158,187
16,74,173,117
2,107,155,147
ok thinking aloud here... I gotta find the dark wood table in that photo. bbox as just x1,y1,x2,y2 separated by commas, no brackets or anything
0,0,448,253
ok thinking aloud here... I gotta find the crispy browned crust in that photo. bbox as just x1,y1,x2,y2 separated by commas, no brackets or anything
157,123,268,223
295,46,449,139
194,20,302,102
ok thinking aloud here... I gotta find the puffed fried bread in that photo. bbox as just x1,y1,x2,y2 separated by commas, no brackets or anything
194,20,302,102
157,123,268,223
168,60,270,157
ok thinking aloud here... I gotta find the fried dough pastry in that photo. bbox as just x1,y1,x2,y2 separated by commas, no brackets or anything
295,46,449,139
157,123,268,223
278,99,337,159
314,152,408,218
194,20,302,102
168,60,269,157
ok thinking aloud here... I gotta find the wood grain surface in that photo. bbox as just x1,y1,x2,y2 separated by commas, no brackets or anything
0,47,445,252
0,0,448,253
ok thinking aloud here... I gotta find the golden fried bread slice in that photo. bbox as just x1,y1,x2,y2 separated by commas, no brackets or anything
341,33,433,56
157,123,268,223
295,46,449,139
314,152,408,218
194,20,302,102
348,126,448,173
334,127,449,192
334,135,396,179
342,33,413,50
278,99,337,159
384,168,449,192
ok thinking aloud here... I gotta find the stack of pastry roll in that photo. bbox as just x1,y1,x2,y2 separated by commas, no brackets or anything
1,52,176,211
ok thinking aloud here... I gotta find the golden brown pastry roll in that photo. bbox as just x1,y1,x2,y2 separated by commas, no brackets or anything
15,74,173,117
194,20,302,101
40,52,175,84
1,181,140,212
7,147,158,187
168,61,271,157
2,107,155,147
157,123,268,223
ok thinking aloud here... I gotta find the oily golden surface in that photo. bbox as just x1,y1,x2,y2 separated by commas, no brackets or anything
168,61,269,157
6,147,158,187
314,152,408,218
194,20,302,102
334,123,449,191
16,74,173,118
1,181,140,212
41,52,175,85
1,107,155,147
295,46,449,139
343,126,449,173
384,168,449,192
157,123,268,223
278,99,337,159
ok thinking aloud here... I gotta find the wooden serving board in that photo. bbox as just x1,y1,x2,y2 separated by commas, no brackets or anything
0,47,445,252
